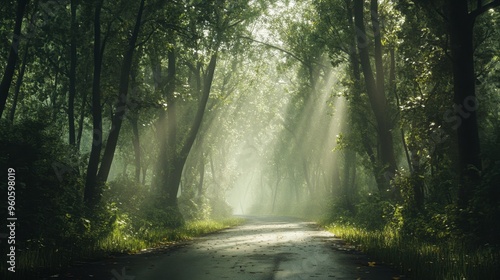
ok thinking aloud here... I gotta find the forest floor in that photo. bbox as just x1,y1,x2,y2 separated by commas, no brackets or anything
45,216,399,280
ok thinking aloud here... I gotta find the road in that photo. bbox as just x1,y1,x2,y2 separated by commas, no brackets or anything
52,216,397,280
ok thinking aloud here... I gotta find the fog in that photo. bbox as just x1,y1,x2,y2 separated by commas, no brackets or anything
103,1,352,220
181,51,348,217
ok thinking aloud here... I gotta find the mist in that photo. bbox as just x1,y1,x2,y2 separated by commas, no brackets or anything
3,0,500,277
177,49,348,219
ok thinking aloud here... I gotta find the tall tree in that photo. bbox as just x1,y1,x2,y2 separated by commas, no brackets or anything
0,0,29,119
9,39,29,123
353,0,397,193
97,0,146,183
152,0,257,208
68,0,78,145
447,0,500,209
84,0,105,206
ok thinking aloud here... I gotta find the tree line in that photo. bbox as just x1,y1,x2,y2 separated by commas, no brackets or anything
0,0,499,277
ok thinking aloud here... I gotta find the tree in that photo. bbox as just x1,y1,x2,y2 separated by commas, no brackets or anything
84,0,105,207
68,0,78,145
152,0,259,209
84,0,147,208
447,0,500,210
0,0,29,119
353,0,397,194
96,0,145,183
314,0,379,203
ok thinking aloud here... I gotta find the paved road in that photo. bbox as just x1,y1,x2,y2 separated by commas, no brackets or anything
52,216,397,280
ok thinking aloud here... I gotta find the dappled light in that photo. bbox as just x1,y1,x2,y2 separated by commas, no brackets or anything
1,0,500,279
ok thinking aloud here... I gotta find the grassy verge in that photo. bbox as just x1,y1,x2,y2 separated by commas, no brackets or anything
95,218,244,255
323,223,499,279
3,217,244,279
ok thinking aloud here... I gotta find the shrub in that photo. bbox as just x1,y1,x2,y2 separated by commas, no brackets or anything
0,119,86,251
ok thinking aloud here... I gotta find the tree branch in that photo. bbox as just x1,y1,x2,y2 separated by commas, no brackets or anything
135,26,157,48
238,35,307,65
470,0,500,21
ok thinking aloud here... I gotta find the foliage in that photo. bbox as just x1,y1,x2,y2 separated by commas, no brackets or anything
1,0,500,278
466,160,500,244
325,223,500,279
0,119,86,249
103,176,186,231
1,216,244,279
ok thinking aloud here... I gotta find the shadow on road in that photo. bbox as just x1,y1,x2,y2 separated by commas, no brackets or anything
46,216,398,280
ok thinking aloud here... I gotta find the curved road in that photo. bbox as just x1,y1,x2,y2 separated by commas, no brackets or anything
53,216,396,280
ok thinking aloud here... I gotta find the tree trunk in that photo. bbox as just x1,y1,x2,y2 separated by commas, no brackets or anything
343,149,356,212
345,0,383,194
142,166,147,185
271,165,281,213
353,0,397,193
370,0,385,96
97,0,145,183
164,53,218,207
448,0,482,211
84,0,104,207
197,152,205,197
130,116,142,182
209,152,218,191
129,53,142,183
52,71,60,123
0,0,29,119
332,163,341,192
68,0,78,145
76,88,88,151
9,44,29,123
153,47,177,204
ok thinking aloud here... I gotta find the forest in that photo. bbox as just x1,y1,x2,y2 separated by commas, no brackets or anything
1,0,499,279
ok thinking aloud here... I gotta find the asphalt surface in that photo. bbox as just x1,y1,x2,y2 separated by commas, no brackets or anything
49,216,398,280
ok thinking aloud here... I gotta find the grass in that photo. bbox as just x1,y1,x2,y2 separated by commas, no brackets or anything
324,223,499,279
2,217,244,279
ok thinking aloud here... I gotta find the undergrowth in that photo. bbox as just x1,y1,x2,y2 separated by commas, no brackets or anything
324,223,499,279
2,218,244,279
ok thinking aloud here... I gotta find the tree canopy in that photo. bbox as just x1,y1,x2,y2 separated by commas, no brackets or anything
1,0,499,278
